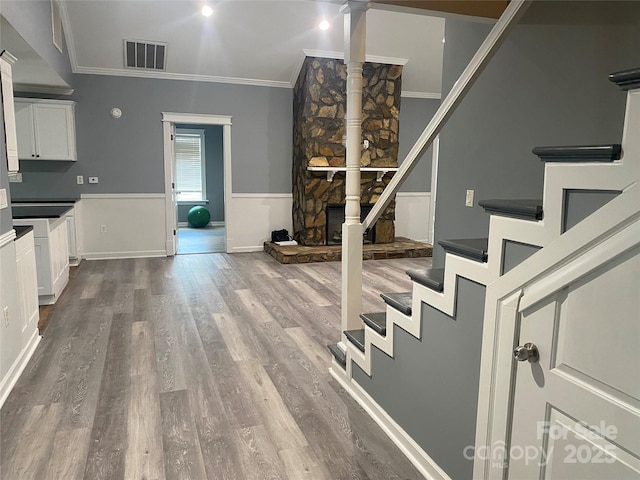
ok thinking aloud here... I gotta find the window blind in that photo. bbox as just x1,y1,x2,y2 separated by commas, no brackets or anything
175,132,205,201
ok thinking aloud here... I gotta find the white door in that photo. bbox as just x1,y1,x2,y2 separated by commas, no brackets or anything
508,245,640,479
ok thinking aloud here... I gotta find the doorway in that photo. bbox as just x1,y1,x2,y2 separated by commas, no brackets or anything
161,113,232,256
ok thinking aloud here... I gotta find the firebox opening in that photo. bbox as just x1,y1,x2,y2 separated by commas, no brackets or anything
326,204,375,246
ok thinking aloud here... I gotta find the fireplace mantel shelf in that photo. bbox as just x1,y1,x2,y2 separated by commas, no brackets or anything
307,166,399,182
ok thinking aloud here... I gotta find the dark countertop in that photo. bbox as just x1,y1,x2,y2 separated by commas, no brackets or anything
14,225,34,240
12,198,79,204
12,205,73,219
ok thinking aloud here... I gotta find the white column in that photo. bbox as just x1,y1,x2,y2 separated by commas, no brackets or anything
340,1,368,348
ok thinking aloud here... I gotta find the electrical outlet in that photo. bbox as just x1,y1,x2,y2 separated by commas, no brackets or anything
77,175,84,184
363,139,370,149
0,189,7,209
3,307,9,327
465,189,475,207
88,176,99,184
100,224,107,233
8,172,22,183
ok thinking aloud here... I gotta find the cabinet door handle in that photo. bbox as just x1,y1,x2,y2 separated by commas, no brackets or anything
36,154,40,158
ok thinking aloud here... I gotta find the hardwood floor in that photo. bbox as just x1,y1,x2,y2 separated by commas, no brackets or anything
1,252,431,480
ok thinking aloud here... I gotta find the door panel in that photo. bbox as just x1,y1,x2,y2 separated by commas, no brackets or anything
508,246,640,479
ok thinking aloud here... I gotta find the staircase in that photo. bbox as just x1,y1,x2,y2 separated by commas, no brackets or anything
327,67,640,479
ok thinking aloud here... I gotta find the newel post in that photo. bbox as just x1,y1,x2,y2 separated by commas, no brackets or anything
340,1,368,350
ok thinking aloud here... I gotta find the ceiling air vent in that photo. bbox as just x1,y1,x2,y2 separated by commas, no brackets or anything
124,40,167,71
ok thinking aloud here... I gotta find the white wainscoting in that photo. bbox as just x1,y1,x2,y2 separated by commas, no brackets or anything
395,192,432,243
226,194,293,253
80,194,167,260
0,230,41,409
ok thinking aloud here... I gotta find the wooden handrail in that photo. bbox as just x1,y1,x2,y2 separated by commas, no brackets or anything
362,0,532,231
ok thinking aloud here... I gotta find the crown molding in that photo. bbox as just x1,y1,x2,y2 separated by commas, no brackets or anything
401,91,441,99
73,66,291,89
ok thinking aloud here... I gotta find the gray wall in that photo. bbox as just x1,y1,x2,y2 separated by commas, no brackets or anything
433,2,640,267
1,0,74,86
353,278,486,480
176,124,224,223
10,74,292,199
397,98,440,192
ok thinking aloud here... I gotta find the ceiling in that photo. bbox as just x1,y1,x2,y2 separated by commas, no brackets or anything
6,0,450,98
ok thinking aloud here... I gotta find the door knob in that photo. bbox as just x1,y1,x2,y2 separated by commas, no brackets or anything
514,342,539,363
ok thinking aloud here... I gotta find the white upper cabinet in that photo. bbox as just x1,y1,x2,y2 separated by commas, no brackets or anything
15,99,77,161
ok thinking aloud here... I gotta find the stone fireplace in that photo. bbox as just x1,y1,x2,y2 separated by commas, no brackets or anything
292,56,402,246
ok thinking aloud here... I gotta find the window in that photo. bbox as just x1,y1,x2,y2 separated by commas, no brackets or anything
175,129,206,202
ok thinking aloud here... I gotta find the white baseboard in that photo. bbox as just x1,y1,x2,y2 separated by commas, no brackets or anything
330,366,452,480
0,328,41,409
83,250,167,260
178,221,225,227
229,245,264,253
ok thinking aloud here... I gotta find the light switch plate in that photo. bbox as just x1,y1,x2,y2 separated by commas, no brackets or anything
88,176,99,184
0,189,7,209
465,189,474,207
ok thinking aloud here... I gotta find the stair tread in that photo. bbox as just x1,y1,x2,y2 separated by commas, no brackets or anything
380,291,412,316
344,329,365,352
327,343,346,368
478,198,543,221
360,312,387,335
609,67,640,91
532,144,621,163
406,267,445,293
439,238,489,263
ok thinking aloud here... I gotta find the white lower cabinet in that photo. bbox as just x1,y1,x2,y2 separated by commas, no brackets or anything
13,217,69,305
15,230,39,333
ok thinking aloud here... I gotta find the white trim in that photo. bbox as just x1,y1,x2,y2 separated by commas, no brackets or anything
162,112,232,125
0,230,16,248
162,113,232,255
395,191,430,197
178,221,224,227
83,250,166,260
57,1,79,71
73,66,292,89
230,193,292,199
80,193,165,199
228,245,264,253
290,50,309,88
330,367,452,480
72,65,282,88
0,328,41,409
401,91,441,99
302,49,409,66
429,136,440,245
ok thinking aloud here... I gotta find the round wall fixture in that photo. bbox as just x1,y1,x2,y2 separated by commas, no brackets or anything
110,107,122,119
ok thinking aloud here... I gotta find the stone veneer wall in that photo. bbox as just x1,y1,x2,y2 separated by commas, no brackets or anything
292,57,402,246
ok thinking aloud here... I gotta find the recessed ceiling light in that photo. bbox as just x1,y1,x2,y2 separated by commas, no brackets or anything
201,5,213,17
319,20,330,31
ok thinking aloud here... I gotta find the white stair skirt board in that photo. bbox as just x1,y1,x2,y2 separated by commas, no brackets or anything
330,366,453,480
0,328,41,409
